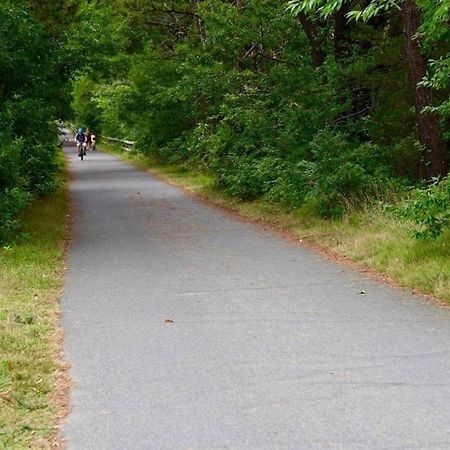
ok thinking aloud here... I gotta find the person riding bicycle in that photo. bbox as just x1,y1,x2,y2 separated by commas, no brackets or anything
75,128,85,145
75,128,86,156
91,132,97,151
85,128,92,150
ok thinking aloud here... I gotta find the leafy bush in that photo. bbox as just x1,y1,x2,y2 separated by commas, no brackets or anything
0,188,32,245
309,133,397,217
397,176,450,239
0,0,61,244
0,134,59,245
265,161,316,208
0,137,31,243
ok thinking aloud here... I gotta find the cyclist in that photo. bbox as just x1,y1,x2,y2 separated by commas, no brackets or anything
85,128,93,151
91,132,97,151
75,128,86,157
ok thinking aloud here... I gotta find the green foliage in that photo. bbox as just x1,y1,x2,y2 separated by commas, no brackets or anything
0,188,32,245
72,75,102,131
308,133,397,217
0,138,31,243
398,176,450,239
286,0,400,20
420,1,450,135
288,0,450,129
67,0,449,229
0,0,62,244
66,0,130,76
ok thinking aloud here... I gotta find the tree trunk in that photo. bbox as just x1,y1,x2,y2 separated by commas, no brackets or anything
334,5,350,59
191,0,206,45
297,12,325,68
401,0,449,179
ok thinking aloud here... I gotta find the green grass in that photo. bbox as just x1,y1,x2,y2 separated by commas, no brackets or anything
0,153,69,449
105,145,450,303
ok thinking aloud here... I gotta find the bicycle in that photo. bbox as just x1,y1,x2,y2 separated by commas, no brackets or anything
76,142,87,160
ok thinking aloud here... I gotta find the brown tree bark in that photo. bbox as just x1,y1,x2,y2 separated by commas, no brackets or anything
191,0,206,45
334,5,351,59
297,12,325,68
401,0,449,179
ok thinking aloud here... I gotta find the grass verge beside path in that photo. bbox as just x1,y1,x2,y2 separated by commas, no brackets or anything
105,145,450,303
0,154,69,449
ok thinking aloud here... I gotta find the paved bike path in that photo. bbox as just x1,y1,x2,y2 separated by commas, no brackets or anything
61,145,450,449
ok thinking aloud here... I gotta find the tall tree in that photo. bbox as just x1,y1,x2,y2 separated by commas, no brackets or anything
287,0,449,179
400,0,448,178
297,12,325,67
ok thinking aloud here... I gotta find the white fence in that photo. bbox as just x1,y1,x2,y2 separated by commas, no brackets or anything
100,136,136,152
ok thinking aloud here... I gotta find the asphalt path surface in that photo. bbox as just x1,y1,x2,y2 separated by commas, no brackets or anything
61,143,450,449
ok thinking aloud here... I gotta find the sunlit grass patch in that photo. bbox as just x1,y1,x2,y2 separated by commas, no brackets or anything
0,153,69,449
289,206,450,302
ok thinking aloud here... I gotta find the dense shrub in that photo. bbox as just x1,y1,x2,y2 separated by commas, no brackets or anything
398,176,450,239
0,137,31,243
308,133,397,217
0,0,61,244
